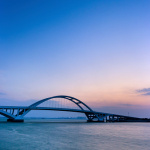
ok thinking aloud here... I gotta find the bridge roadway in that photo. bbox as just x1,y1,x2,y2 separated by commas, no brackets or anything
0,106,149,122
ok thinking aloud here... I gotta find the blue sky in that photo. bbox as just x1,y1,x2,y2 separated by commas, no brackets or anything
0,0,150,117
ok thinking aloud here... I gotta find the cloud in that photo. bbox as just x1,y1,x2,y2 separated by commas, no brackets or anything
142,92,150,96
118,103,139,107
136,88,150,96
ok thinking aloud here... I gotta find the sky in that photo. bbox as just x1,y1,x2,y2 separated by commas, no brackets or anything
0,0,150,117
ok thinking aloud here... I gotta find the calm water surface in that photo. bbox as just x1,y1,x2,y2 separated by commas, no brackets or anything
0,119,150,150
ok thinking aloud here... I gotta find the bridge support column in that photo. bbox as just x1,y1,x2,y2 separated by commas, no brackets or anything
7,119,24,122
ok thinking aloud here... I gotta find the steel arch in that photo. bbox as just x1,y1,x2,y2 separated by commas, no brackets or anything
19,95,101,121
30,95,93,111
0,95,101,122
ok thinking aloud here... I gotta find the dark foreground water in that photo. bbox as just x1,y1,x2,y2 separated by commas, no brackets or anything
0,119,150,150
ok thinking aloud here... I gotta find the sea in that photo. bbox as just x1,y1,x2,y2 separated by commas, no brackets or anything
0,119,150,150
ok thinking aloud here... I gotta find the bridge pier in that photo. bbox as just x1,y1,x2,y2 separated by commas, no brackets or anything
87,119,104,122
7,119,24,122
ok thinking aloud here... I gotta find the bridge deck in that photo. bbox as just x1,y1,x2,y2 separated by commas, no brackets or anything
0,106,145,120
1,95,150,122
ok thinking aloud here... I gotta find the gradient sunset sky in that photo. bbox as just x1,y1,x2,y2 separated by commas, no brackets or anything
0,0,150,116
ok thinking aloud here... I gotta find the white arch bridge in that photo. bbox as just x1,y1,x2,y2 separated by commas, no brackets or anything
0,95,149,122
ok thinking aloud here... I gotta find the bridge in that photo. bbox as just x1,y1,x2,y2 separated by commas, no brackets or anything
0,95,149,122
